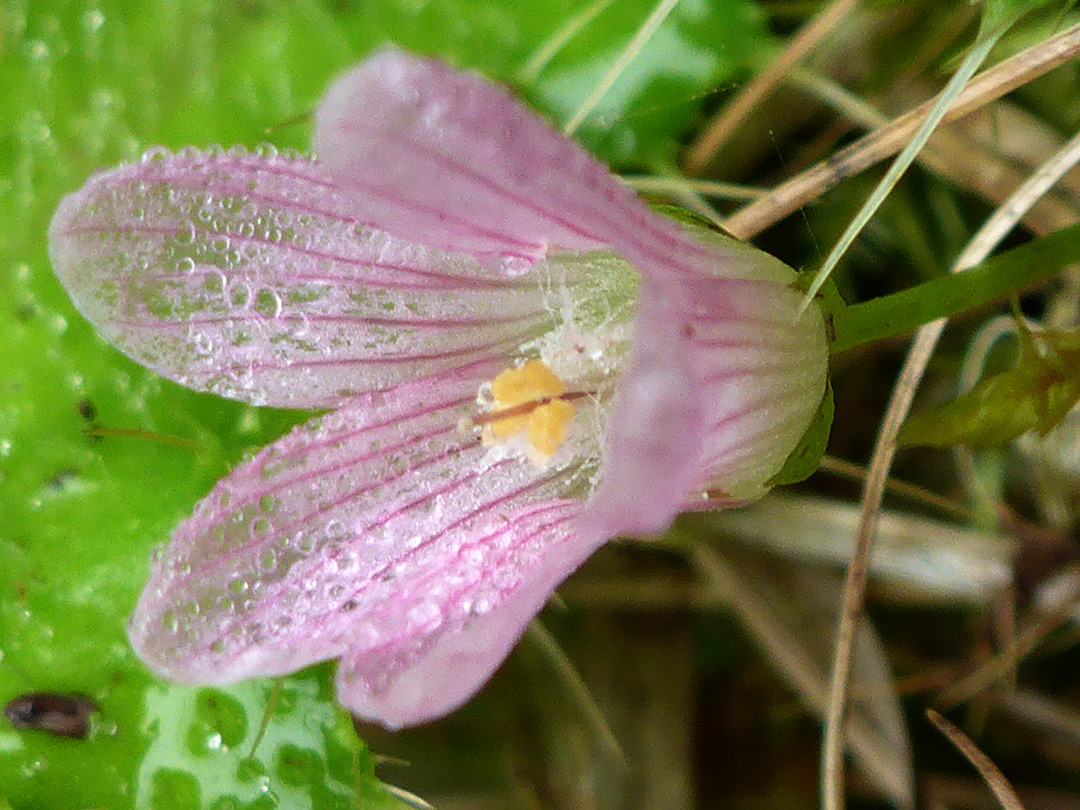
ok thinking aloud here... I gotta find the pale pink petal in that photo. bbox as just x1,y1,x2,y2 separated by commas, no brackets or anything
128,373,601,707
580,284,704,535
336,499,595,728
314,50,720,284
48,149,552,409
582,227,828,531
685,274,829,499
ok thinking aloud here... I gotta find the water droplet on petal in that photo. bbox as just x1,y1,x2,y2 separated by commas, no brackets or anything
247,516,270,540
161,610,179,633
192,332,213,356
259,549,277,572
407,601,442,629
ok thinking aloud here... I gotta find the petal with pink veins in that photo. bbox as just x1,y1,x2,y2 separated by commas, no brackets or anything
128,374,600,707
49,149,554,409
50,49,832,730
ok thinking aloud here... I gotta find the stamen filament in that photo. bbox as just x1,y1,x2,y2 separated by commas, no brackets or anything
471,390,592,427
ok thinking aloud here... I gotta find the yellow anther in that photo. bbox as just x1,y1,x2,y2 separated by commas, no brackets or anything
484,359,576,460
528,399,575,457
491,359,565,405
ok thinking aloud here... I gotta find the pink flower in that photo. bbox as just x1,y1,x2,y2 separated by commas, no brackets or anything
48,50,828,728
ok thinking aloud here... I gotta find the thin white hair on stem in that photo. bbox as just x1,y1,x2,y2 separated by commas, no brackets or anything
821,125,1080,810
519,0,615,82
563,0,682,137
926,709,1028,810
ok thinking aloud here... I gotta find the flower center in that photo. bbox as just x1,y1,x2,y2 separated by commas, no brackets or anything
475,359,591,464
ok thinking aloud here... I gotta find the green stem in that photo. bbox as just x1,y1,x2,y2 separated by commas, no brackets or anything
829,221,1080,354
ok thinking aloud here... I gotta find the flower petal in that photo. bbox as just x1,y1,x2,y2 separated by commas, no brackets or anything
128,372,602,727
335,500,595,728
581,284,705,535
314,50,716,282
48,149,553,408
685,275,829,500
580,223,829,532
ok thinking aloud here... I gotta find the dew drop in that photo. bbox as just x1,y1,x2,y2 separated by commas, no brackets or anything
407,601,442,628
161,610,179,633
259,549,277,572
141,145,169,163
192,332,214,356
254,288,282,318
82,9,105,32
325,519,346,542
249,517,271,539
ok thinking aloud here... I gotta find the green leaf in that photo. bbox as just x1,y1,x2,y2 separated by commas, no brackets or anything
899,328,1080,449
981,0,1064,37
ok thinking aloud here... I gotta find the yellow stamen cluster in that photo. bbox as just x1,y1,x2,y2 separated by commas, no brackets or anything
485,359,575,459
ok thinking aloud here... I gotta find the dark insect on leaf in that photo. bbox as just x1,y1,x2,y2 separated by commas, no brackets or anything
4,692,99,739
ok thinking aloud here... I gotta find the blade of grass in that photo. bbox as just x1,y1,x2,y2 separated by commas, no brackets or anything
800,31,1001,312
621,175,765,201
519,0,615,81
562,0,682,136
526,619,627,768
926,709,1027,810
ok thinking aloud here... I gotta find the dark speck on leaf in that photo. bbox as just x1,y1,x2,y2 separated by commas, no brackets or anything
47,466,80,491
4,692,99,739
77,399,98,422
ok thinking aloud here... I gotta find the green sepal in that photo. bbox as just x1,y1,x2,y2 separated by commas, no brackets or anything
768,380,835,488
